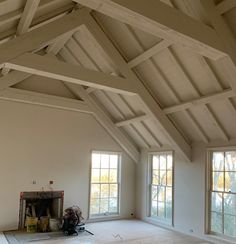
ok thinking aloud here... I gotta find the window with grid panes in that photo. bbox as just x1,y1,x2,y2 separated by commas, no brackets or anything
150,152,173,223
209,150,236,238
90,152,120,217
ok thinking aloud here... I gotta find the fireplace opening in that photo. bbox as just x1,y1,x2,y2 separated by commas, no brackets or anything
19,191,64,230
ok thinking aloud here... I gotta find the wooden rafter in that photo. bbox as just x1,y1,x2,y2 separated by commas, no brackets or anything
74,0,227,60
47,47,140,162
17,0,40,35
0,87,92,114
163,89,235,114
0,8,90,67
5,53,137,96
115,114,148,127
128,40,172,68
82,13,192,161
123,23,209,143
216,0,236,15
201,0,236,98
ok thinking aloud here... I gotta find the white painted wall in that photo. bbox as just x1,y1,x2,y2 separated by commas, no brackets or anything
136,141,236,243
0,100,136,231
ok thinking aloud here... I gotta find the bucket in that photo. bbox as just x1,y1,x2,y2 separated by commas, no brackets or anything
26,217,38,233
49,218,61,231
39,216,49,232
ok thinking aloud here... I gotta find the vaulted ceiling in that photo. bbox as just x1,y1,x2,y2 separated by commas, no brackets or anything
0,0,236,163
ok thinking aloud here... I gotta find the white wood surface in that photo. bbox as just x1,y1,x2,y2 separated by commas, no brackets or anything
128,40,171,68
16,0,40,35
74,0,227,60
5,53,137,96
0,8,90,66
115,114,149,127
163,89,235,114
0,87,92,114
83,13,192,161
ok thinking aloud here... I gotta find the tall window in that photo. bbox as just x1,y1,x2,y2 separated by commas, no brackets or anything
90,151,120,217
209,150,236,238
149,152,173,223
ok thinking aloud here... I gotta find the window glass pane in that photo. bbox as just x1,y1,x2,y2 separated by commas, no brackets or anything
160,155,166,170
101,154,109,168
224,193,236,215
158,202,165,218
225,172,236,193
166,203,172,220
100,198,109,213
109,198,118,213
110,184,118,198
212,152,224,171
91,169,100,183
167,154,172,170
157,186,165,202
92,153,100,168
101,169,109,182
152,185,158,201
224,215,236,237
211,192,222,213
166,187,172,203
91,184,100,198
211,212,222,234
153,156,159,170
160,170,166,185
167,170,172,186
151,201,157,216
110,155,118,168
225,152,236,171
90,198,100,215
101,184,109,198
109,169,117,183
152,169,159,184
212,172,224,191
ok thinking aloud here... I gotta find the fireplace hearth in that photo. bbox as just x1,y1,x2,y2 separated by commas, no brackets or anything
18,191,64,230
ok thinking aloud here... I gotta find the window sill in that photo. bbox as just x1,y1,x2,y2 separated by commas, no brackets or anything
87,214,121,223
205,233,236,244
144,216,173,229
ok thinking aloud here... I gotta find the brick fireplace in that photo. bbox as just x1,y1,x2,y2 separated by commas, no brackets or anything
18,191,64,229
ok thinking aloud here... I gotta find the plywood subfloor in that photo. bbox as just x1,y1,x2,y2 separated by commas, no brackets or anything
0,219,216,244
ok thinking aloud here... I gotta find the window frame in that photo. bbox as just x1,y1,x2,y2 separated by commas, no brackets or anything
147,151,174,226
89,150,121,219
206,147,236,242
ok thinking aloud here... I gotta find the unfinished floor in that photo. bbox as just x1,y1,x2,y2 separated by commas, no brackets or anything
1,219,218,244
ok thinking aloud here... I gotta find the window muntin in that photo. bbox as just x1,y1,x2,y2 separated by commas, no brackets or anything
150,152,173,223
90,152,120,217
209,150,236,238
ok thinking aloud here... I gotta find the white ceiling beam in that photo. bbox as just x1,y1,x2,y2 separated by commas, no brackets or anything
83,14,191,161
128,40,172,68
5,53,137,96
46,32,72,55
216,0,236,15
74,0,227,60
0,87,92,114
0,71,31,90
167,48,229,141
17,0,40,35
115,114,149,127
201,0,236,94
65,83,140,162
163,88,235,114
0,8,90,67
121,22,208,144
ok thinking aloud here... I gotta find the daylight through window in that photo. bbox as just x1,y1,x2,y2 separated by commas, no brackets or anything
150,152,173,223
90,152,120,217
209,150,236,238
